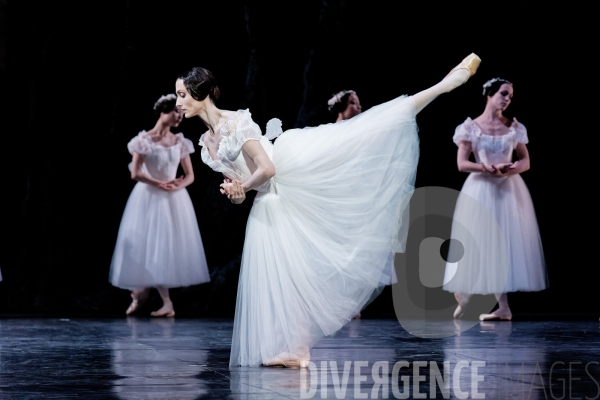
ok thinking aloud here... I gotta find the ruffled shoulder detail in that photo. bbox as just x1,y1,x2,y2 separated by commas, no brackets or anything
127,131,153,155
452,117,476,146
175,133,195,158
512,118,529,144
220,109,263,161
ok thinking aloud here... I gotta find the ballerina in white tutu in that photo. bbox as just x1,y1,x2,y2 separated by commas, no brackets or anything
442,77,548,321
109,94,210,318
175,53,481,367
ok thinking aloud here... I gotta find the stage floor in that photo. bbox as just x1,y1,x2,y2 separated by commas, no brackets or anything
1,317,599,399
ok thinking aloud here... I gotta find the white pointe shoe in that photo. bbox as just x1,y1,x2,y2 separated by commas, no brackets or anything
150,303,175,318
444,53,482,84
479,311,512,321
263,352,310,368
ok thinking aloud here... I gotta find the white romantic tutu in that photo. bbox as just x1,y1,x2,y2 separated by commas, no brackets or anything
110,131,209,290
229,95,419,366
109,183,210,290
443,173,548,294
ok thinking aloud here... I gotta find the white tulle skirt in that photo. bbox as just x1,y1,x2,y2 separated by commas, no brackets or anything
230,95,419,367
443,173,548,294
109,183,210,290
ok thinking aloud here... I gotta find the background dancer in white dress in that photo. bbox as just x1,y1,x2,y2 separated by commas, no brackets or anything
175,53,481,367
109,94,210,318
443,78,548,321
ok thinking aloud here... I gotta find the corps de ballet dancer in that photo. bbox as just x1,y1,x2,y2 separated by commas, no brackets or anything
109,94,210,318
443,77,548,321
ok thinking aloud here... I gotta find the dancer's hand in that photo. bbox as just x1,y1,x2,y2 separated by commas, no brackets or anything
167,175,185,190
505,161,520,176
157,181,172,191
494,162,513,173
481,163,496,175
220,178,246,204
157,176,184,191
172,175,184,186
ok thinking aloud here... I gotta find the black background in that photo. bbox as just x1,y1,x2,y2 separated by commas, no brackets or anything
0,0,595,318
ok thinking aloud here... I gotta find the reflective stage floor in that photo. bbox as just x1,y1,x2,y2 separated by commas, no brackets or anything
1,317,599,399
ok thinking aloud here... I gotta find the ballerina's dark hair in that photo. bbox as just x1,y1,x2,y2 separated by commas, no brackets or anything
178,67,221,102
482,77,512,98
328,90,355,121
153,94,177,116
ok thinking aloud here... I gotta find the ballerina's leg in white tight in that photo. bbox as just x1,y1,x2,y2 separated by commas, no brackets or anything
263,54,481,369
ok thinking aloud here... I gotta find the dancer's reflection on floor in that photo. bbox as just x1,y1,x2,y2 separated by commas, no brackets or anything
111,318,209,400
443,321,548,400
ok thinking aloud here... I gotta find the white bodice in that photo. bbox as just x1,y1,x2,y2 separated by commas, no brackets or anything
453,117,529,166
199,110,281,193
128,131,195,182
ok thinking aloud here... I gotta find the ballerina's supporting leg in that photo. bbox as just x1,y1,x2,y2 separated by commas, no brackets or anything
151,286,175,317
412,53,481,114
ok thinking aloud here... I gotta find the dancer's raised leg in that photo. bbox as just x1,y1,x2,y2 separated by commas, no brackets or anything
151,286,175,317
412,53,481,114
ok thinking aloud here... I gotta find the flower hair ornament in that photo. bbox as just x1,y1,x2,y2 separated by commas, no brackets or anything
153,93,177,110
327,90,355,111
482,78,511,95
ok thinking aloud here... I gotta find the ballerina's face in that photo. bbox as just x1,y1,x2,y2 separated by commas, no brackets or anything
342,93,362,120
490,83,514,111
161,107,183,127
175,78,202,118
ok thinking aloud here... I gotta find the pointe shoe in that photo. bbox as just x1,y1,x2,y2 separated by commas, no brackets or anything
125,291,148,316
444,53,481,83
126,299,140,316
150,304,175,318
479,312,512,321
263,358,310,369
263,352,310,369
453,304,465,319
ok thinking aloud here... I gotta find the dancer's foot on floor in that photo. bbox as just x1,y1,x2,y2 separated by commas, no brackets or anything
453,293,470,319
479,310,512,321
453,304,465,319
151,301,175,318
263,352,310,368
126,290,149,316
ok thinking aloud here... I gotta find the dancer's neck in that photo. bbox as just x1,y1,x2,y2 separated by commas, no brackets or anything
198,101,223,135
479,104,508,125
150,120,173,138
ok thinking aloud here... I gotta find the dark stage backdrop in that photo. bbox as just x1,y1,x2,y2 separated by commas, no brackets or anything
0,1,595,317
